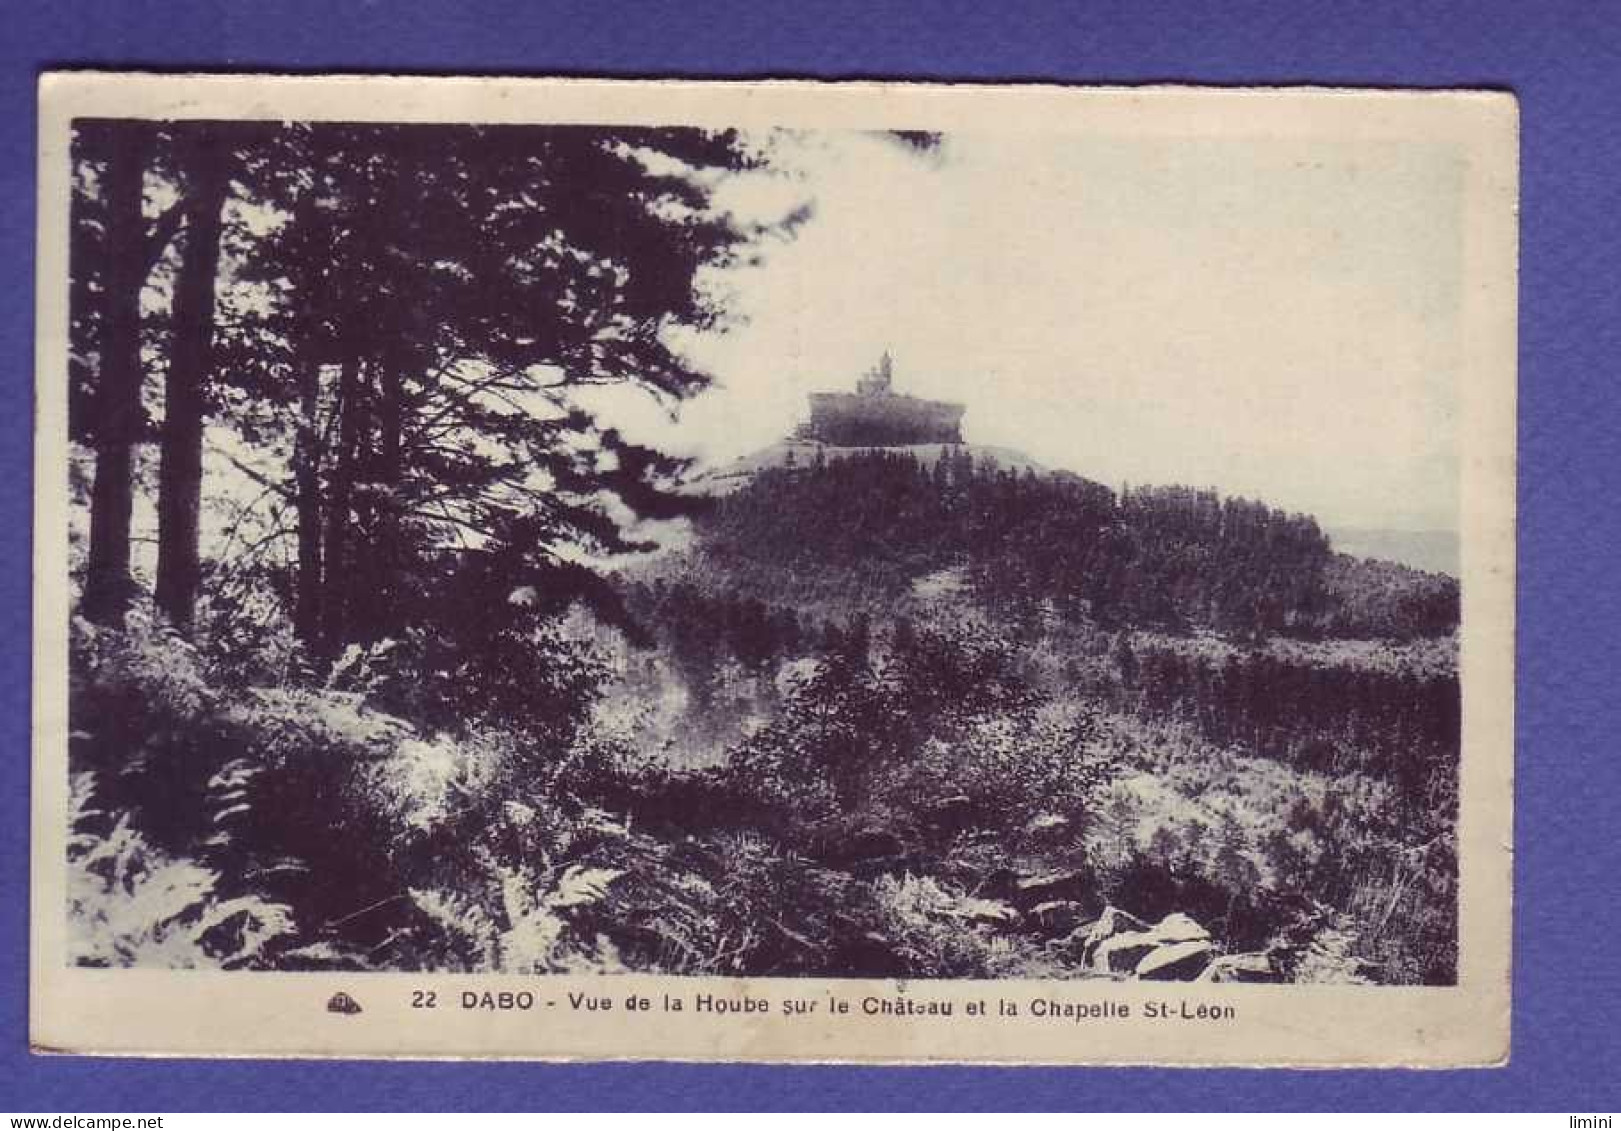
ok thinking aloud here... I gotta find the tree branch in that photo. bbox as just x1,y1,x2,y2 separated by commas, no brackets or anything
209,444,297,502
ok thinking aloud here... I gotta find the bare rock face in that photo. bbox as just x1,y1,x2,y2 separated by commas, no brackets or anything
1136,938,1214,981
1198,951,1281,983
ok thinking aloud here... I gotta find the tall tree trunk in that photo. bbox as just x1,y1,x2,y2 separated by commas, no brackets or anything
319,350,364,656
154,129,228,634
373,349,408,636
81,127,149,625
290,134,336,651
292,360,324,646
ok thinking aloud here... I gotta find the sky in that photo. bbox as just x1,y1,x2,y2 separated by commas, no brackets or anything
592,129,1468,533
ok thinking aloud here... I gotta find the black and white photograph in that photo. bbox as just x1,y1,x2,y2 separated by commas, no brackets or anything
31,75,1516,1065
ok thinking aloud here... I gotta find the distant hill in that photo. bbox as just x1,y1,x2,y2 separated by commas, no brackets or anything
1327,527,1458,577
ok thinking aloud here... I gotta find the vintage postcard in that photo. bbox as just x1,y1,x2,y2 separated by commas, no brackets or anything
31,73,1517,1065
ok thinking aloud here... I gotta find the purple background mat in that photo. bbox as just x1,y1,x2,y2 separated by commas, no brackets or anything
3,0,1618,1112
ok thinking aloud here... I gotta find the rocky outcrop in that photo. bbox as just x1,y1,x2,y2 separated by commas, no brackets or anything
1137,939,1214,981
1063,906,1147,958
1028,900,1088,936
854,854,1289,982
1036,903,1283,983
1089,911,1209,978
1012,868,1091,908
1197,951,1278,983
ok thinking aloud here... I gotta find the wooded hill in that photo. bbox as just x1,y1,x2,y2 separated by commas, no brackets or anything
679,449,1457,640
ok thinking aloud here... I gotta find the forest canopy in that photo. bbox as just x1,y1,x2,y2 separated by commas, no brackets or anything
68,118,801,653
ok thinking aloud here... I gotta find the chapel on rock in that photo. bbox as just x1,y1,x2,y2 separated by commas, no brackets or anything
793,353,966,447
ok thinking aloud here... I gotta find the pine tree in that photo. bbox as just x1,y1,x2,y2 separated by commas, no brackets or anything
213,122,802,654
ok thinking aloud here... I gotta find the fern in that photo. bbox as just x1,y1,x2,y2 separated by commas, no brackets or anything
67,773,297,969
409,855,625,973
870,872,1022,978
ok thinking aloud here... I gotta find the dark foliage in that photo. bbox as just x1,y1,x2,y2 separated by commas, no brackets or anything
1321,554,1459,639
